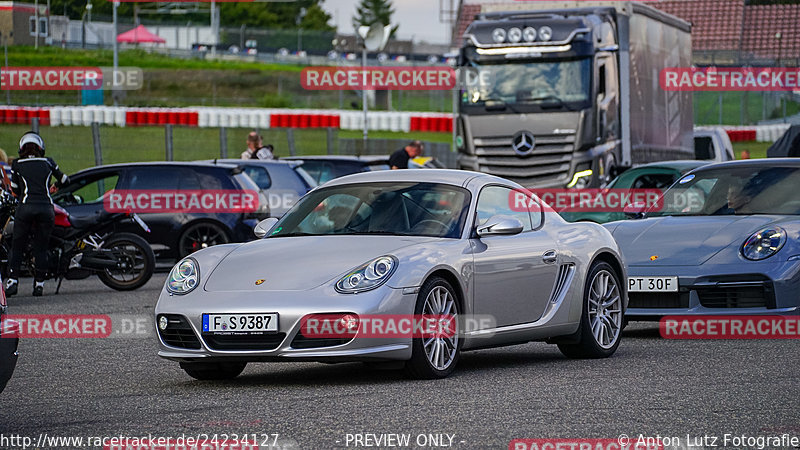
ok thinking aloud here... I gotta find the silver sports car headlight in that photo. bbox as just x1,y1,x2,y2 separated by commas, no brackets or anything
741,227,786,261
336,256,397,294
167,257,200,295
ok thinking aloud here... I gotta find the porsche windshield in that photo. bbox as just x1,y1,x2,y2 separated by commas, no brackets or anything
460,58,591,113
650,166,800,216
269,182,471,238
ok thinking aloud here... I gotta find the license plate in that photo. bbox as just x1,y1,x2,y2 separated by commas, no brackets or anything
628,277,678,292
202,313,278,333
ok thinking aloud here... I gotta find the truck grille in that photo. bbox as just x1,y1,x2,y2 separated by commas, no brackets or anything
473,133,575,187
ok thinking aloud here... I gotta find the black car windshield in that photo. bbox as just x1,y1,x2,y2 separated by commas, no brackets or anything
649,166,800,216
269,182,470,238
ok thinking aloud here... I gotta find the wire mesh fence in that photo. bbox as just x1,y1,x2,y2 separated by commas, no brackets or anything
0,123,454,175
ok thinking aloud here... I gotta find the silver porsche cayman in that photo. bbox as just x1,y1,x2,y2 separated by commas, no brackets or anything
155,169,627,380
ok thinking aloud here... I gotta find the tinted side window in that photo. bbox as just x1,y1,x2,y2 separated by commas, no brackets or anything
192,167,232,189
694,136,715,160
632,173,676,190
56,172,120,205
267,165,305,192
243,166,272,189
476,186,532,231
127,168,180,190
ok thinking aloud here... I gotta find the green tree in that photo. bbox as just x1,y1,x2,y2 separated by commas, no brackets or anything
352,0,398,38
47,0,333,30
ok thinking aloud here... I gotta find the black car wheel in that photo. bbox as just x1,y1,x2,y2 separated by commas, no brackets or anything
178,222,230,257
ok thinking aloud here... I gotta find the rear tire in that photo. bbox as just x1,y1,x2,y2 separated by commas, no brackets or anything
180,362,247,380
558,261,623,359
97,233,155,291
404,276,461,379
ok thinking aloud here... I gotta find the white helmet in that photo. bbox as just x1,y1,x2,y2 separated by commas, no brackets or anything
19,131,45,155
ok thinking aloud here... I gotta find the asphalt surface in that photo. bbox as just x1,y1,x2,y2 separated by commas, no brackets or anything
1,275,799,450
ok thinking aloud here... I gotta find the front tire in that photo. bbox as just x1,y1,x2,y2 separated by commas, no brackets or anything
404,276,461,379
97,233,155,291
180,362,247,380
558,261,623,359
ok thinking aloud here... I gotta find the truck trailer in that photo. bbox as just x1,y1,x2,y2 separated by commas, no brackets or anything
456,1,694,188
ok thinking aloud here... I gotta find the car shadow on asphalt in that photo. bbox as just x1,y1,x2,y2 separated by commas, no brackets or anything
621,324,662,339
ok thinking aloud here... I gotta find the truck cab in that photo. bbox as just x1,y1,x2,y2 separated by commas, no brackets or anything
456,3,693,188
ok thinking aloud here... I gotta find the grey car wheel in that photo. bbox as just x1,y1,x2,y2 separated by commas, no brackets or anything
558,261,623,358
404,276,460,379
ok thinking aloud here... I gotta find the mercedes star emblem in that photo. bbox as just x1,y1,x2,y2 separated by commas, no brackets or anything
511,131,536,156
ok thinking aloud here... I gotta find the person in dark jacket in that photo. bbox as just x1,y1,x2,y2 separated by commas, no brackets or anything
388,140,423,169
6,132,69,296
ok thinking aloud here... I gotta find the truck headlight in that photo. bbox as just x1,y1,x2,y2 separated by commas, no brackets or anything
508,27,522,43
741,227,786,261
538,26,553,42
492,28,506,43
336,256,397,294
167,257,200,295
523,27,537,42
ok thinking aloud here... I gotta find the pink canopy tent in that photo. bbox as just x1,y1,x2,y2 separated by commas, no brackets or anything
117,25,166,44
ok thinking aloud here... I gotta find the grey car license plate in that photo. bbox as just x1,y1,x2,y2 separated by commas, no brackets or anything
203,314,279,333
628,277,678,292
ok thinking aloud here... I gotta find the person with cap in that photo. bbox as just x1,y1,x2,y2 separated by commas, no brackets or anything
6,131,69,296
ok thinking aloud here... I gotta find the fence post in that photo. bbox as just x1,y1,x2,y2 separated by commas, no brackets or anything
165,124,174,161
326,127,334,155
91,122,103,166
31,117,40,134
287,128,296,156
220,126,228,158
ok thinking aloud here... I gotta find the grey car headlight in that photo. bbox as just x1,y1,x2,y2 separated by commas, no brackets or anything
167,257,200,295
336,256,397,294
741,227,786,261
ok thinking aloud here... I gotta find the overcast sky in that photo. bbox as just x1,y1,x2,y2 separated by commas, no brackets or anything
323,0,452,44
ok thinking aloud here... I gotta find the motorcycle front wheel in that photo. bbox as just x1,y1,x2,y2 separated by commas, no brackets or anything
97,233,155,291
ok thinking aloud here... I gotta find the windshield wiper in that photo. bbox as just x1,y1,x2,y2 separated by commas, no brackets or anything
517,95,573,110
480,98,520,113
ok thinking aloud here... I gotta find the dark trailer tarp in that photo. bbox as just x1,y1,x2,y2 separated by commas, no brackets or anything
767,125,800,157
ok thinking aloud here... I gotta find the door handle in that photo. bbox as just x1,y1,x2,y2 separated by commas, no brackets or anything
542,250,558,264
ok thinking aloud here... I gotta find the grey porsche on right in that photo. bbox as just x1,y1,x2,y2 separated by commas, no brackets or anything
605,159,800,319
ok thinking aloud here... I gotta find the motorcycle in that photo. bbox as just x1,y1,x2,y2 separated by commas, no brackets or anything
0,189,156,292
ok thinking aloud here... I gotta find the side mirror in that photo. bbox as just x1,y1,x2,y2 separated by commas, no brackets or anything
476,215,524,237
623,201,646,219
254,217,279,238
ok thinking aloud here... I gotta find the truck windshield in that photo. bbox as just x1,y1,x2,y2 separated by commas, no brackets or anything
461,58,591,113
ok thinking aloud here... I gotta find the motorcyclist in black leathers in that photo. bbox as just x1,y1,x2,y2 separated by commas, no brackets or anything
6,132,69,297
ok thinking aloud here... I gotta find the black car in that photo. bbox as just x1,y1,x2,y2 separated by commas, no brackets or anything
207,159,317,217
0,275,18,394
53,162,268,260
281,156,389,184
